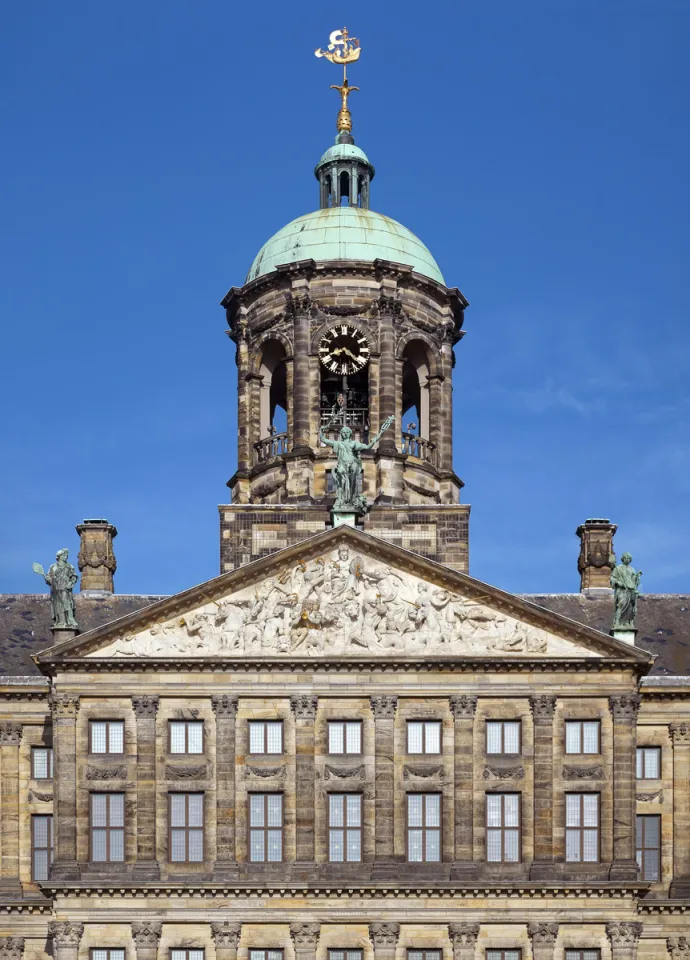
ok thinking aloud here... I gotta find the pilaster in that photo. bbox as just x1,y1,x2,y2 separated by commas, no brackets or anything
290,924,320,960
211,923,241,960
291,695,318,865
0,724,22,893
291,282,311,456
49,923,84,960
530,695,556,879
369,924,400,960
527,923,559,960
448,923,480,960
132,695,160,880
608,695,640,880
377,306,397,456
670,722,690,897
131,923,162,960
50,694,80,879
449,695,476,872
370,696,398,863
605,923,642,960
212,695,238,877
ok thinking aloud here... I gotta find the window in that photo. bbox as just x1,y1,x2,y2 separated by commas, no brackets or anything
565,793,599,862
565,720,600,755
171,951,204,960
249,721,283,755
486,720,521,755
89,720,124,755
636,815,661,881
486,952,521,960
409,952,441,960
486,793,521,862
407,793,441,862
249,953,283,960
249,793,283,862
407,721,441,755
31,746,53,780
31,815,53,880
90,793,124,862
169,721,204,755
330,951,363,960
169,793,204,862
637,746,661,779
565,952,601,960
328,720,362,755
328,794,362,861
92,951,126,960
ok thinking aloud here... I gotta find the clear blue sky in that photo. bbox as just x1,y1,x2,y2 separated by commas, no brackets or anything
2,1,689,597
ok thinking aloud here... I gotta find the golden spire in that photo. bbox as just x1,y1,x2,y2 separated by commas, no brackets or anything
315,27,362,134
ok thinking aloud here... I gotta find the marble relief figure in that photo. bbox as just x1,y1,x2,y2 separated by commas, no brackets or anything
95,545,593,659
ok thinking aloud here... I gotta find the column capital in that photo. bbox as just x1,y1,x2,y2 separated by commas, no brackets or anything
212,695,238,718
50,693,80,720
0,939,25,960
448,924,480,949
131,695,160,719
606,924,643,949
449,695,477,719
131,923,162,948
370,695,398,720
369,924,400,949
609,694,641,720
530,695,556,720
210,923,241,949
289,924,320,949
290,695,318,720
527,923,559,947
670,722,690,745
0,723,22,746
668,938,690,959
48,924,84,949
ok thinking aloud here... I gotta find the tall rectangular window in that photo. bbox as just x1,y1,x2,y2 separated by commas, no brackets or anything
408,951,441,960
565,953,600,960
636,814,661,881
249,952,283,960
565,721,600,755
407,793,441,862
328,793,362,862
89,720,124,755
565,793,599,862
407,721,441,755
328,721,362,755
249,721,283,755
249,793,283,862
636,747,661,779
486,720,521,755
486,793,521,862
330,950,363,960
486,952,521,960
90,793,124,862
169,721,204,755
91,951,126,960
169,793,204,862
31,746,53,780
31,814,53,880
171,951,204,960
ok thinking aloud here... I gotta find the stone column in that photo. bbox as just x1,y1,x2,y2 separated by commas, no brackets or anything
131,695,160,880
211,923,241,960
0,938,24,960
49,923,84,960
131,923,162,960
527,924,559,960
76,518,117,593
609,695,641,880
667,938,690,960
606,923,642,960
51,694,80,879
291,695,318,865
291,286,312,455
377,309,397,456
0,724,22,893
449,696,477,873
370,696,398,864
448,924,480,960
369,924,400,960
212,695,238,878
290,924,320,960
670,722,690,897
530,695,557,879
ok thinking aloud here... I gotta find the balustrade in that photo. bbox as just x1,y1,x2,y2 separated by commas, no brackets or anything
401,431,437,466
254,432,289,462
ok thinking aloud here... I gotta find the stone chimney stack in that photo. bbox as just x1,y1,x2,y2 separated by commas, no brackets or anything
76,519,117,593
576,518,617,592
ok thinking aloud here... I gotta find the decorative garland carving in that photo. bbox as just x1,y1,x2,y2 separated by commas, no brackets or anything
212,695,238,718
324,763,365,781
449,695,477,719
527,923,559,946
609,694,641,720
637,790,663,802
448,924,480,950
370,695,398,720
404,763,445,781
166,763,208,780
290,695,318,720
28,789,53,803
244,764,286,780
48,923,84,948
131,695,159,719
131,923,162,948
369,924,400,949
0,724,22,746
210,923,241,949
86,764,127,781
483,764,524,781
605,923,643,947
289,924,321,949
562,764,605,780
530,695,556,720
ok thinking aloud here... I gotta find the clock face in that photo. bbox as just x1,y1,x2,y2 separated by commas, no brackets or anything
319,324,370,375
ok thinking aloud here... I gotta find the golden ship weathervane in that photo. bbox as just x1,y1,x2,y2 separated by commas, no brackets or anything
315,27,362,134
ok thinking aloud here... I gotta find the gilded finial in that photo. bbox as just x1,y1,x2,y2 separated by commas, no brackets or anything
315,28,362,135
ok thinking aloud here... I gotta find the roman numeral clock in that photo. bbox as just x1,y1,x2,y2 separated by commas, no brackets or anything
319,323,371,375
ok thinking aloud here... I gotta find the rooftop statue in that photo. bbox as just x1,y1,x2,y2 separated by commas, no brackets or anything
610,552,643,629
33,549,78,629
320,404,394,514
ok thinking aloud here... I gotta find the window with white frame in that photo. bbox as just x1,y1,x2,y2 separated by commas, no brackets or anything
249,952,282,960
328,720,362,755
486,720,521,755
171,950,204,960
407,720,441,754
249,793,283,862
169,793,204,862
91,951,126,960
565,793,599,862
169,720,204,754
565,720,600,755
565,952,600,960
636,746,661,779
31,815,53,880
89,720,124,755
90,793,124,862
486,952,521,960
249,721,283,755
406,793,441,862
31,746,53,780
328,793,362,861
486,793,520,862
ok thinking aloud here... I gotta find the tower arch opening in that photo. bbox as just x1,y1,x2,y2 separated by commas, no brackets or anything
258,339,287,440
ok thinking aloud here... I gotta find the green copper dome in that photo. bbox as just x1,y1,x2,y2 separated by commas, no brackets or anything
246,207,445,285
315,142,374,174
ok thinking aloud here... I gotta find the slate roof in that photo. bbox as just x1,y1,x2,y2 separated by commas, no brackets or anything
1,590,688,677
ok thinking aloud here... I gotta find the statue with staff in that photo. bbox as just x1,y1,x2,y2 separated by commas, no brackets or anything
33,549,79,629
320,399,394,513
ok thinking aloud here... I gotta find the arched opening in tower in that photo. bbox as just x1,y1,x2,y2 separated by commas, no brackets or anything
402,341,431,440
320,365,369,443
339,171,350,206
258,340,288,438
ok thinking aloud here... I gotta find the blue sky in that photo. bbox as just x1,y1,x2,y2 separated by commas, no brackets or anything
1,1,689,597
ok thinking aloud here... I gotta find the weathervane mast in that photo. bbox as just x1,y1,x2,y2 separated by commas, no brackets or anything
315,27,362,135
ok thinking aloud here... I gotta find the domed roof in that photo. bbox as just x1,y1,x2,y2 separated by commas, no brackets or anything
246,207,444,285
315,142,373,173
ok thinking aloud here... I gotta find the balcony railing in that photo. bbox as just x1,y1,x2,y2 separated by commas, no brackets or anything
254,432,289,463
401,432,437,466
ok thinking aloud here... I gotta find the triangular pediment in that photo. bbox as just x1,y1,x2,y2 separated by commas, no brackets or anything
35,526,651,666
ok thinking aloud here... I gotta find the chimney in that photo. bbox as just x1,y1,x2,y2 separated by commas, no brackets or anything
576,518,617,591
76,519,118,593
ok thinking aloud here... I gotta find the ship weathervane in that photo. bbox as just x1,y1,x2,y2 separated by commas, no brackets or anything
315,28,362,135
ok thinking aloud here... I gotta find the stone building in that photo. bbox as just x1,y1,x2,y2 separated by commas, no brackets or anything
1,68,689,960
